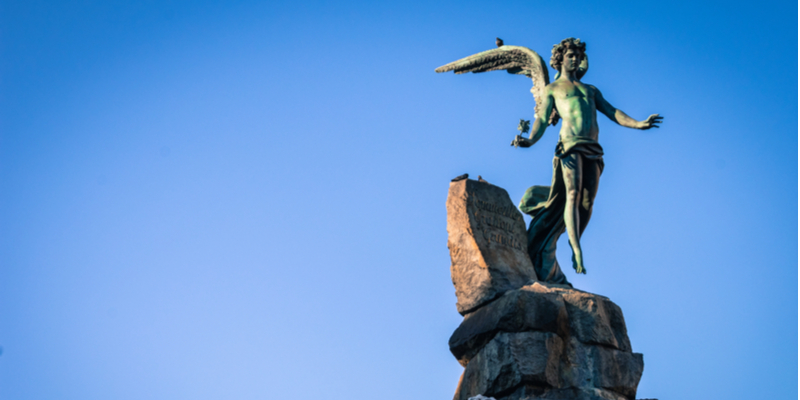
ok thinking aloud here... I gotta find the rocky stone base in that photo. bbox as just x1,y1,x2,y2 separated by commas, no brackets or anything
452,283,644,400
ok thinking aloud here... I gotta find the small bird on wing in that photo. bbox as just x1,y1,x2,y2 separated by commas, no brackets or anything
496,37,504,47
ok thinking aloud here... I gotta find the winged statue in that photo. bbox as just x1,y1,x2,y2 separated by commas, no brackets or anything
435,37,662,285
434,41,588,126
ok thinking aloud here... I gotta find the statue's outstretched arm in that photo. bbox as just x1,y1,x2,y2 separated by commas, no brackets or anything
528,92,554,143
512,91,553,148
594,86,662,130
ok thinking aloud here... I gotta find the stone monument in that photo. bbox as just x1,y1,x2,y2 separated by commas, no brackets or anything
437,38,661,400
436,37,662,283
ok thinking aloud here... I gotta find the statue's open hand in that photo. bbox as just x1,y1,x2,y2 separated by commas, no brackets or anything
511,135,532,148
638,114,663,130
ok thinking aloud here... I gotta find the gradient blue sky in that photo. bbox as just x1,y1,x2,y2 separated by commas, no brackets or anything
1,1,797,399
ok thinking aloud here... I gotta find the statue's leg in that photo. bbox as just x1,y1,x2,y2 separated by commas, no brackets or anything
526,156,569,285
578,157,603,236
560,153,585,274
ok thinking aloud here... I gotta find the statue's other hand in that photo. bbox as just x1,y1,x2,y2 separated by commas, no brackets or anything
638,114,663,130
511,135,532,148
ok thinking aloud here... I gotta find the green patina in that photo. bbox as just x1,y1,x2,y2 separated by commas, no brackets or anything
437,37,662,284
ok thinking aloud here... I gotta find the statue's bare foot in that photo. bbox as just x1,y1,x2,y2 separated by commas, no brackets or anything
571,253,587,274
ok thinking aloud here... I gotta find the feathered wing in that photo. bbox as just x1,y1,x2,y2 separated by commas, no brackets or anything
435,45,552,121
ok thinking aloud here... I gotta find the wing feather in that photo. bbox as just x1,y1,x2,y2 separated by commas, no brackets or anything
436,45,551,119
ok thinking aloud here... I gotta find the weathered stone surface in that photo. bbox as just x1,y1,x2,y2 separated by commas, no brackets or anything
450,283,633,367
447,179,538,315
504,385,627,400
450,284,644,400
591,347,643,399
526,284,631,352
562,292,630,352
455,334,643,400
455,332,563,400
559,337,644,400
449,284,568,366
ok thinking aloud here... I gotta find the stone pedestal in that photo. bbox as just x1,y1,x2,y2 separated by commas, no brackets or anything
445,180,649,400
451,284,644,400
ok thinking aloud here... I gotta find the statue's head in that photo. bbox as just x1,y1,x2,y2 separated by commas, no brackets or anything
550,38,586,74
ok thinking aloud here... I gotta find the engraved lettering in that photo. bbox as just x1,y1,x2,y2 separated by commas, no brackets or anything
471,197,524,222
470,196,526,251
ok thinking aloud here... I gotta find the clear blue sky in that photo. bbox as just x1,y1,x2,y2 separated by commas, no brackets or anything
1,1,796,399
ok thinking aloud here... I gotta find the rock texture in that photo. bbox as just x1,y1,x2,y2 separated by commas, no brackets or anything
449,285,568,367
445,180,650,400
446,179,538,315
455,331,563,400
450,283,644,400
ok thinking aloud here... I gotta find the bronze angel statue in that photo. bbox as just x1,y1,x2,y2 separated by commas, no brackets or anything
436,38,662,285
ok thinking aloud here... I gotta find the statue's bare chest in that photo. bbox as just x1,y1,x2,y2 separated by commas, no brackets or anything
557,84,591,101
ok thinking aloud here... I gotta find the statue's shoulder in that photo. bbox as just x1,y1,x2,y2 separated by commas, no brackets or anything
577,82,601,99
545,80,562,94
583,83,600,94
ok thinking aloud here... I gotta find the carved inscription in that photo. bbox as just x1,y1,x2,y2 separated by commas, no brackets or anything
482,229,525,250
446,178,539,314
472,199,525,222
477,214,518,232
471,197,526,251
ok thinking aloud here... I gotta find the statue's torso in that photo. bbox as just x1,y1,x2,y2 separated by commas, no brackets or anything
551,80,599,143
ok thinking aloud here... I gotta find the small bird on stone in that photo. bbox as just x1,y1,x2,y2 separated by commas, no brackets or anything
478,175,488,183
451,173,469,182
495,37,504,47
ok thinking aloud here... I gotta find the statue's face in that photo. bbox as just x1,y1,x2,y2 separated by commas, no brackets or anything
563,49,582,73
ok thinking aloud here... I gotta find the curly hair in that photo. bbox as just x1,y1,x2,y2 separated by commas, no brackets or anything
550,37,586,71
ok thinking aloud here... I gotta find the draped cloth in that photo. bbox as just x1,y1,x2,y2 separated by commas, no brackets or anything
519,137,605,285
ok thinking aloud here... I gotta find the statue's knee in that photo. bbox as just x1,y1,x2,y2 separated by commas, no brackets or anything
566,189,580,204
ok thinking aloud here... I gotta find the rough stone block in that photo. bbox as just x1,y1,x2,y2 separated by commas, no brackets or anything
447,179,538,315
527,284,631,352
454,332,563,400
590,347,643,400
449,285,568,366
450,284,643,400
560,337,644,400
504,385,627,400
